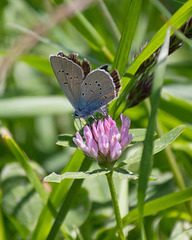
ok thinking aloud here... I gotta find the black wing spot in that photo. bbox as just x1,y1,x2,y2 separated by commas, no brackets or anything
95,81,98,83
100,88,102,90
98,83,101,86
100,92,102,95
90,90,94,93
66,72,69,75
85,82,87,85
82,92,85,96
89,83,92,86
62,70,64,72
104,96,107,99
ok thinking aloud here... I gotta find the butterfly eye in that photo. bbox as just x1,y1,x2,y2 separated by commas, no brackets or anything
74,111,79,117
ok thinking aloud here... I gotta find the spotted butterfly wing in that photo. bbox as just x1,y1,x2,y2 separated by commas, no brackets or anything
50,52,120,118
78,69,120,117
49,52,90,110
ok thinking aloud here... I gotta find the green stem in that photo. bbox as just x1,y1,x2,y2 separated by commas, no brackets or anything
106,172,125,240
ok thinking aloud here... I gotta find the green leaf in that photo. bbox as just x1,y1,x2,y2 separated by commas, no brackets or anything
126,125,185,169
57,134,76,147
137,28,170,226
112,0,143,76
113,168,138,180
129,128,156,142
64,188,91,231
44,167,142,182
123,186,192,225
1,163,43,231
44,168,110,182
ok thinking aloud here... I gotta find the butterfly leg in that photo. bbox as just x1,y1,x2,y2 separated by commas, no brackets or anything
91,114,97,120
99,105,108,117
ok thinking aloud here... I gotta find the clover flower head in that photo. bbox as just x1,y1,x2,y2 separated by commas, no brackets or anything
73,114,134,166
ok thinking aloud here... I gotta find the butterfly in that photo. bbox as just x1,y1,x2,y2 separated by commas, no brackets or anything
50,52,121,119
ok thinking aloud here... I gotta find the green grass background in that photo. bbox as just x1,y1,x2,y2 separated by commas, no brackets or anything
0,0,192,239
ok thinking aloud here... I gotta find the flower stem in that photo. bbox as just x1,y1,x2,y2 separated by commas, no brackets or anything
106,172,125,240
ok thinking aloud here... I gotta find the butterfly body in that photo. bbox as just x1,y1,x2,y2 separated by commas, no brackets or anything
50,52,121,118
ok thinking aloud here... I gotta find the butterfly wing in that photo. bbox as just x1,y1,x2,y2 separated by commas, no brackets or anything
50,54,84,109
78,69,120,116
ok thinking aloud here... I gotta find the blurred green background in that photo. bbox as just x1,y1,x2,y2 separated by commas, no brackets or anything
0,0,192,239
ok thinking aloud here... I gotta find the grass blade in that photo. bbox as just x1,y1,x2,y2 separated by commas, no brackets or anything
98,0,120,43
32,149,85,240
111,2,192,117
126,1,192,85
137,28,170,235
0,128,48,204
123,186,192,225
70,3,113,61
46,158,92,240
112,0,143,76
